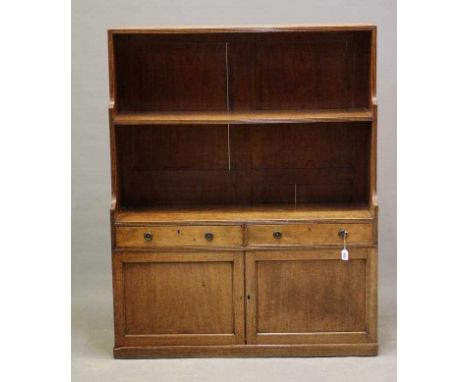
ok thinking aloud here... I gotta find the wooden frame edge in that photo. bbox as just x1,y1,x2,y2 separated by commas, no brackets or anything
108,24,377,35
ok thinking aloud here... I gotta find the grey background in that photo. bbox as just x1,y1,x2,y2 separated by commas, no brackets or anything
72,0,396,381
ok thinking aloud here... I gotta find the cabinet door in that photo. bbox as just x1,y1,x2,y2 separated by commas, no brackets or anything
113,251,244,347
245,249,377,344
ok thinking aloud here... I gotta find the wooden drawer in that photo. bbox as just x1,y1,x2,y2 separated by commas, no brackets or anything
115,225,243,248
246,223,374,247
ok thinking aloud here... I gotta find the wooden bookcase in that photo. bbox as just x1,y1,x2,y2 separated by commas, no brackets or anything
108,25,378,358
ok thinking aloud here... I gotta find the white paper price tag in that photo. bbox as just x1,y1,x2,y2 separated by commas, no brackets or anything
341,248,349,261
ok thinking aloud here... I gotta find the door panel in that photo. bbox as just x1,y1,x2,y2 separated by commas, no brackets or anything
113,252,244,347
256,259,366,333
246,249,377,344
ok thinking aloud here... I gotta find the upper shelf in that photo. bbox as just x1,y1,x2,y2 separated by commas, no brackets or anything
110,30,375,113
112,109,374,125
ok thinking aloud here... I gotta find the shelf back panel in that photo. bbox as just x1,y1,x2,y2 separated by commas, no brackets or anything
228,31,371,110
111,31,371,112
113,35,228,111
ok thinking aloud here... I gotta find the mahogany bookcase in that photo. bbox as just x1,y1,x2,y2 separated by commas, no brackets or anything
108,25,378,358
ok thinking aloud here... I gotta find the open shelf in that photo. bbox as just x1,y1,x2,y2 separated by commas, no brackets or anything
110,27,376,215
114,204,373,224
113,109,373,125
111,30,372,113
115,122,371,207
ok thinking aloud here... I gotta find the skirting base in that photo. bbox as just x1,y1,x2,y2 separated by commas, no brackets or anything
114,343,378,358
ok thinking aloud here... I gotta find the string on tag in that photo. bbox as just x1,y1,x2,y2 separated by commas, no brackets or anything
340,229,349,261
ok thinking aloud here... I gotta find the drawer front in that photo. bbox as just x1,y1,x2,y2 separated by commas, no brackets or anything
116,225,243,248
247,223,374,247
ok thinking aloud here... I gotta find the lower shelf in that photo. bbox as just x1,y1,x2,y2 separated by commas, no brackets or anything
114,203,373,225
114,343,378,358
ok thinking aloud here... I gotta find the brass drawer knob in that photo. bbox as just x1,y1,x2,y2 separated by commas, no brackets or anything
338,229,348,239
273,231,282,240
143,232,153,241
205,232,214,241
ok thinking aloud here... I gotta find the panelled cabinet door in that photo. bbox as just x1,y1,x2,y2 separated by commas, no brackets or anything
113,252,245,347
245,249,377,344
